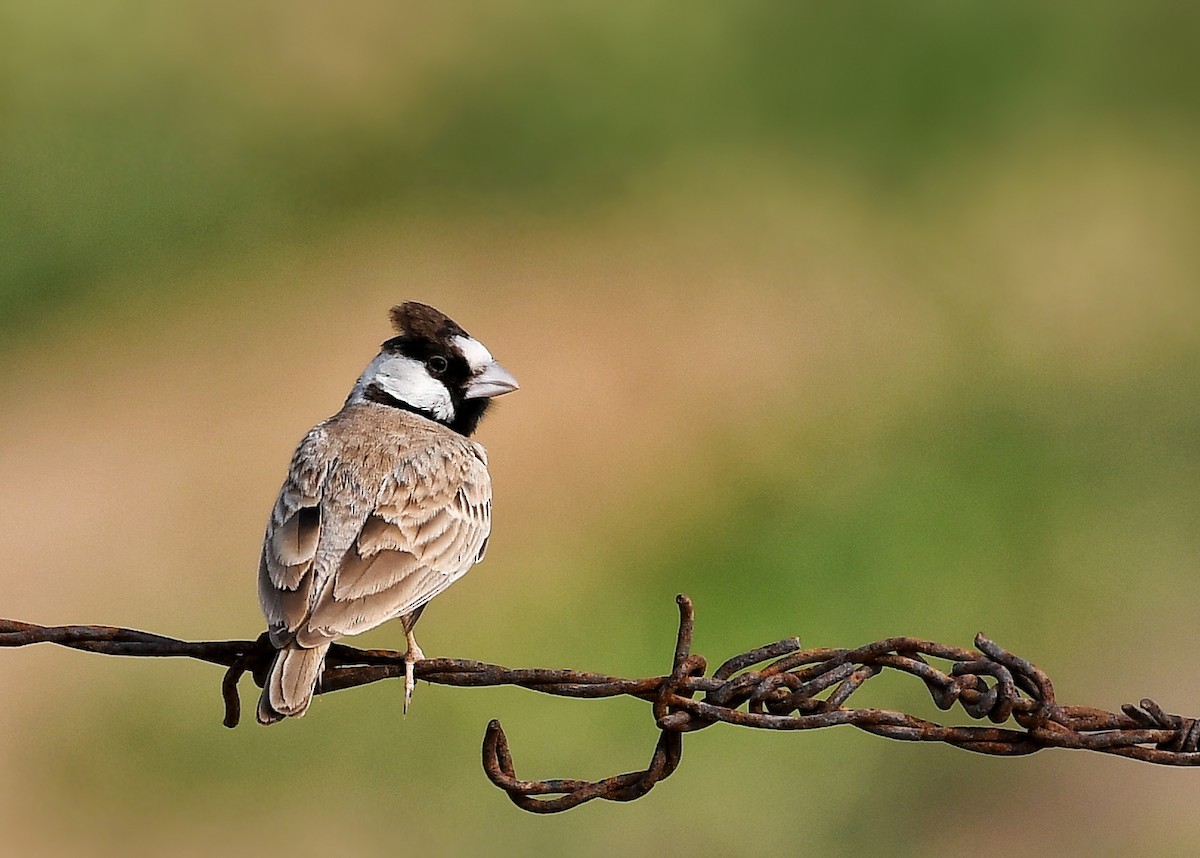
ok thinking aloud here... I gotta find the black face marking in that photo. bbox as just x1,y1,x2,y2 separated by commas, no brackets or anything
363,382,410,411
450,397,492,437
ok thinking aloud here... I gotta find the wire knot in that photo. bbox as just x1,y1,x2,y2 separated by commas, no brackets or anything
1123,699,1200,753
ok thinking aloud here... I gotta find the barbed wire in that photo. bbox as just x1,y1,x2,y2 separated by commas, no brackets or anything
2,594,1197,813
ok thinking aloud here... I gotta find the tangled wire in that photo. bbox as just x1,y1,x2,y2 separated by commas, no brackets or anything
2,594,1197,813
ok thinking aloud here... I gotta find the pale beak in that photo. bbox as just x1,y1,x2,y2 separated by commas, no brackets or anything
464,361,520,399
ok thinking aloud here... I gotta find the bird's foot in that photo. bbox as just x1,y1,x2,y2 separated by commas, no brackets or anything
403,640,425,715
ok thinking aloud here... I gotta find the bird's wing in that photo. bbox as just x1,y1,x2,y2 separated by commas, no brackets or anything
298,440,493,644
257,426,331,644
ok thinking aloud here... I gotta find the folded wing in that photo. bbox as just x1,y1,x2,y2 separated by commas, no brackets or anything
308,454,492,639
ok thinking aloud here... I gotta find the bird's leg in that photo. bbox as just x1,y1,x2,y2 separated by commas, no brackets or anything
403,626,425,715
399,606,428,715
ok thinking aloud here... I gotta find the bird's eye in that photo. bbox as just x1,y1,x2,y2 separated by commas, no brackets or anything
427,355,449,375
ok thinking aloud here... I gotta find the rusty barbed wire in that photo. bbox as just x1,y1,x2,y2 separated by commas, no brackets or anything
2,594,1198,813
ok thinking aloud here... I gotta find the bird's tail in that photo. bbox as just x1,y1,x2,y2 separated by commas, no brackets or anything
257,641,331,725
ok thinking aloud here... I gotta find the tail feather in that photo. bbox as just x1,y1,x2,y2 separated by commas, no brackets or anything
257,642,331,725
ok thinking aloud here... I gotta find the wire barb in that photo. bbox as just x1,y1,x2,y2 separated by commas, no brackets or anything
2,595,1198,813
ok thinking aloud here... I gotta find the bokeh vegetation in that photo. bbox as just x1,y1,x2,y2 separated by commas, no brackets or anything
2,3,1198,856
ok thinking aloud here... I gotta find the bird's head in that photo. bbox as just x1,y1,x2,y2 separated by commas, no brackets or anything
349,302,519,436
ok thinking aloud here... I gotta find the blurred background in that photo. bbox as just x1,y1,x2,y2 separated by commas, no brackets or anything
2,2,1198,855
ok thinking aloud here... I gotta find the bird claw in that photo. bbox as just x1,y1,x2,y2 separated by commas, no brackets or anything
403,641,425,715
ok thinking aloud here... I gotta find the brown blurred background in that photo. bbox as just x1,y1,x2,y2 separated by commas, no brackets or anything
2,3,1199,855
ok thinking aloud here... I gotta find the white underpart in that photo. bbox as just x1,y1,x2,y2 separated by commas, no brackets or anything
349,353,455,421
454,335,494,373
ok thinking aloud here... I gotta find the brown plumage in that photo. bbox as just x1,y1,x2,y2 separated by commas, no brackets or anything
389,301,467,340
256,303,515,724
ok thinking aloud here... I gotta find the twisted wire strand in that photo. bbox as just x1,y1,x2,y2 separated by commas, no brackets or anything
2,595,1197,813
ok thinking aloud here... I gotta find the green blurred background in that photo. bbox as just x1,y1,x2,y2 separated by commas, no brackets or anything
2,2,1198,855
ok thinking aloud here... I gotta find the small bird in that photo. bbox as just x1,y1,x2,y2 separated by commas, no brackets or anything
256,302,518,724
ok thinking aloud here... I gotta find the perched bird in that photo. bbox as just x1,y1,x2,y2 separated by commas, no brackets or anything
256,302,518,724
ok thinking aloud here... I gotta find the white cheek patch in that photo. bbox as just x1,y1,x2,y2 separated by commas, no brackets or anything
454,335,494,373
364,354,455,421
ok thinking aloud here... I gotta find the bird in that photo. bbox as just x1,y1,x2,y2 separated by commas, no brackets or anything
255,301,518,724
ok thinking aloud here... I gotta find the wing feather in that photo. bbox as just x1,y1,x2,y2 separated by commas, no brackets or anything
268,505,320,589
310,568,445,637
335,537,423,599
